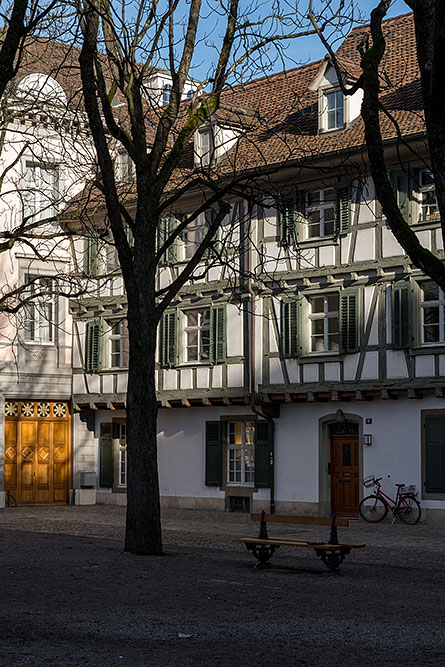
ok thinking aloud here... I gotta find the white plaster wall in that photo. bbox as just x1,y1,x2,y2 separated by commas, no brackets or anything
354,228,375,262
226,304,243,357
318,245,335,267
361,351,379,380
357,176,375,223
382,227,404,257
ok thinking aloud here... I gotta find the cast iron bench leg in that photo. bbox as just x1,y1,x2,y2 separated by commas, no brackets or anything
314,547,351,573
245,543,280,568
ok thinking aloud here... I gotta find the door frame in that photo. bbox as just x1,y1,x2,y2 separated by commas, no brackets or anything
318,412,363,517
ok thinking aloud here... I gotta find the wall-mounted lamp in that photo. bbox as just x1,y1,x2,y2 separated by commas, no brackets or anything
364,434,373,446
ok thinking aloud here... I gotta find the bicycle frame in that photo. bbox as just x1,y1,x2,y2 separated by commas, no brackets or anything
373,484,413,516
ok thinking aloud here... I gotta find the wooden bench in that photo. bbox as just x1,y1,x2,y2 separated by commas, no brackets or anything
232,510,365,573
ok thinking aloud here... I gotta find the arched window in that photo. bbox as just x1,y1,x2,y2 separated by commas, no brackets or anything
162,83,172,104
14,73,67,106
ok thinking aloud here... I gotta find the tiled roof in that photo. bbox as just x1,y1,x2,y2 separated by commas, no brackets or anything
62,12,424,217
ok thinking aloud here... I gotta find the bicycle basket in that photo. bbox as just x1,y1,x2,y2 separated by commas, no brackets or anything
400,484,416,495
363,475,375,488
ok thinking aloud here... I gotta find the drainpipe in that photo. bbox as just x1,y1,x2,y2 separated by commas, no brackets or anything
246,203,275,514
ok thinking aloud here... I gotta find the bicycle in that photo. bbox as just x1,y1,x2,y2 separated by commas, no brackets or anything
358,476,421,524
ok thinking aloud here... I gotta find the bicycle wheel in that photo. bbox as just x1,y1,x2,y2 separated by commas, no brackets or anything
397,495,421,525
358,495,388,523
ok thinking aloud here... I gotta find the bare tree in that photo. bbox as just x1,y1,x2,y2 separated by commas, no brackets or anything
310,0,445,290
74,0,352,555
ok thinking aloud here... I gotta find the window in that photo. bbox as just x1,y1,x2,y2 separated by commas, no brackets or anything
421,283,445,345
325,90,344,130
117,423,127,486
308,293,339,352
108,319,129,367
195,126,214,166
227,421,255,485
24,162,58,222
115,150,133,183
181,216,206,259
162,83,172,104
423,413,445,495
418,170,438,222
306,188,336,238
186,89,194,99
184,308,210,362
23,276,55,344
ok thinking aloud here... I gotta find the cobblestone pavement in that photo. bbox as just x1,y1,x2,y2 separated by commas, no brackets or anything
1,504,444,566
1,505,444,666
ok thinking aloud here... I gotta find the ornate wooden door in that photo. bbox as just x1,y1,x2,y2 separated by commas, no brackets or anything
4,401,70,505
330,435,359,516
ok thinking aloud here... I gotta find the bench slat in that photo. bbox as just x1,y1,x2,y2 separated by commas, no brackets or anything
232,537,365,550
250,513,350,527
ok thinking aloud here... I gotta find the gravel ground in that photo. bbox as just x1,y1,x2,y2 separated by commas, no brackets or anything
0,506,444,666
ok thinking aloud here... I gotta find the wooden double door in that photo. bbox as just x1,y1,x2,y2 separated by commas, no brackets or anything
5,401,70,505
330,435,359,516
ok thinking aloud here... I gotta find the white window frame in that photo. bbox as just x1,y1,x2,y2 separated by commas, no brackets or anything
24,161,58,222
308,293,340,353
227,421,255,486
108,319,129,368
418,169,439,222
195,125,215,167
183,307,211,363
23,275,55,345
325,90,344,131
306,187,336,238
162,83,172,104
421,283,445,345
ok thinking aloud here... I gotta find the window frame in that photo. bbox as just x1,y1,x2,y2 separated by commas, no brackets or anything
162,83,172,104
308,293,340,354
23,160,58,222
183,307,211,363
108,319,129,368
420,282,445,346
226,420,256,487
306,187,336,239
23,275,56,345
418,169,439,223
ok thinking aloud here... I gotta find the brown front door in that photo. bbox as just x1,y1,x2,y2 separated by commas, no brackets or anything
330,435,359,516
5,401,70,505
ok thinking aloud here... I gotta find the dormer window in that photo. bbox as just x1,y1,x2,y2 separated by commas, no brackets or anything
325,90,344,131
195,126,215,167
162,84,172,104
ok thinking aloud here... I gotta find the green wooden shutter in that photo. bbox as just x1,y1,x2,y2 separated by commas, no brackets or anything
204,207,219,258
255,420,273,488
161,310,177,367
85,320,102,373
279,194,299,247
392,283,411,348
425,414,445,493
99,423,114,488
210,305,226,363
340,289,359,353
391,171,411,223
335,186,351,235
84,237,100,275
205,421,222,486
281,298,300,358
160,216,177,264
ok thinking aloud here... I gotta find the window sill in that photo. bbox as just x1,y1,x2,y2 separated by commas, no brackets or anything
22,340,55,347
298,236,339,247
298,353,343,364
410,345,445,356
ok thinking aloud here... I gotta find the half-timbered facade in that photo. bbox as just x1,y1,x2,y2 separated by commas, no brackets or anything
69,12,445,519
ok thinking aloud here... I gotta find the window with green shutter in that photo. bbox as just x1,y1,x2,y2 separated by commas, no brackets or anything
281,298,300,358
205,421,222,486
99,423,114,488
84,237,100,276
210,305,226,363
392,283,411,348
390,170,411,223
279,192,304,247
160,215,177,264
161,310,177,367
85,320,102,373
340,289,359,353
255,420,273,488
335,186,351,235
424,414,445,493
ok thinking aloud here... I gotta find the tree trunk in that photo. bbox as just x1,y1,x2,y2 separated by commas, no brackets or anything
124,306,162,555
